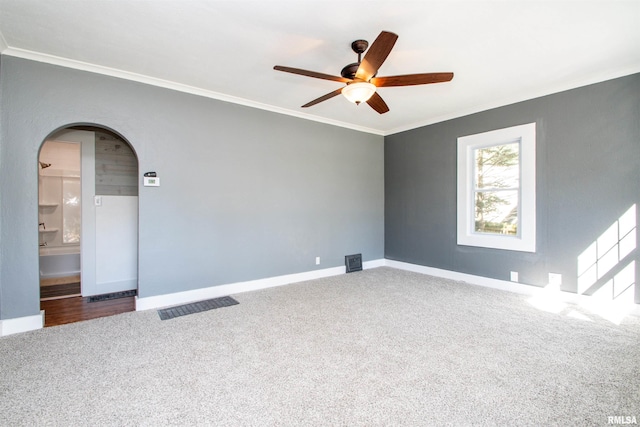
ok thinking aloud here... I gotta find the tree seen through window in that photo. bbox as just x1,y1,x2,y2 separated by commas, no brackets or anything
474,142,519,235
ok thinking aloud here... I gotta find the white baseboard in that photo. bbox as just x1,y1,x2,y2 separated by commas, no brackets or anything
5,258,635,335
136,257,640,316
363,259,386,269
385,259,640,318
385,259,542,296
136,259,384,311
0,311,44,336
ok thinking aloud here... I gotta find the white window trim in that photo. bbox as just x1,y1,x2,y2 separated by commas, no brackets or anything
457,123,536,252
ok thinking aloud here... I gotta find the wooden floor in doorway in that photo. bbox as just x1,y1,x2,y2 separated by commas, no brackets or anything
40,275,135,327
40,275,81,300
41,295,136,327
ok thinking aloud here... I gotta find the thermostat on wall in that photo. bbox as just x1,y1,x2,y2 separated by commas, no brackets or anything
143,176,160,187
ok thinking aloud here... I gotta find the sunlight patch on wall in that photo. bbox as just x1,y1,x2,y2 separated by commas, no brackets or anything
576,204,636,324
580,261,636,324
527,205,637,324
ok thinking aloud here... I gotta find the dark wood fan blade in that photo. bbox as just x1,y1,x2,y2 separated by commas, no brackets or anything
366,92,390,114
370,72,454,87
274,66,350,83
302,88,344,108
355,31,398,82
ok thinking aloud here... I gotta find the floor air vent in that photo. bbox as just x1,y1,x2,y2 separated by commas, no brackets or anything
345,253,363,273
158,296,239,320
88,289,137,303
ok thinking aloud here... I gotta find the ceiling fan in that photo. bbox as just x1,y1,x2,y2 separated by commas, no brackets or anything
274,31,453,114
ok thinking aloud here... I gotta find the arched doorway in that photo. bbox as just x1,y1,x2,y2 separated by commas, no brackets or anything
38,125,139,326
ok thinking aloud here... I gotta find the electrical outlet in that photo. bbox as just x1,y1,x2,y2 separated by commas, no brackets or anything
510,271,518,282
549,273,562,286
315,257,320,265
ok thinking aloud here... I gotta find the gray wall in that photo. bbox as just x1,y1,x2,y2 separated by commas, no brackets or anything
385,73,640,303
0,56,384,320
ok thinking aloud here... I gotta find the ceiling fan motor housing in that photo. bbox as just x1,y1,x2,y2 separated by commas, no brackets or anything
341,62,360,79
341,39,369,79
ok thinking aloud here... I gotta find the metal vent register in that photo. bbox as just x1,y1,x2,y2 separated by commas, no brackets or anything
345,253,363,273
158,296,239,320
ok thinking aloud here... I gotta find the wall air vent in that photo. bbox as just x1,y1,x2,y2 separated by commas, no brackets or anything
345,253,363,273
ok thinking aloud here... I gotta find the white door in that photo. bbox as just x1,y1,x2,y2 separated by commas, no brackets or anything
95,195,138,293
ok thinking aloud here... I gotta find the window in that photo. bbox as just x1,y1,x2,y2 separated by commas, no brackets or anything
457,123,536,252
62,177,81,244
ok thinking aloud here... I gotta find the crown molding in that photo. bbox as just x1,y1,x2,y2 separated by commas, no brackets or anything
2,47,385,136
4,46,638,138
385,64,640,136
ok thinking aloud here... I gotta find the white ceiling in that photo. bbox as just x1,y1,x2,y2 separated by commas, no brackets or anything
0,0,639,135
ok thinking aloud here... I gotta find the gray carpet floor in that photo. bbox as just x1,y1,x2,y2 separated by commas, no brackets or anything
1,267,639,426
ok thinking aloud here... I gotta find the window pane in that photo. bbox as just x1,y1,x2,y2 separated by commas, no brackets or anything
474,142,519,189
62,177,81,244
474,190,518,235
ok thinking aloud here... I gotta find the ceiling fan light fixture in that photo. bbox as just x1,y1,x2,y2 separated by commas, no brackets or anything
342,82,376,104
